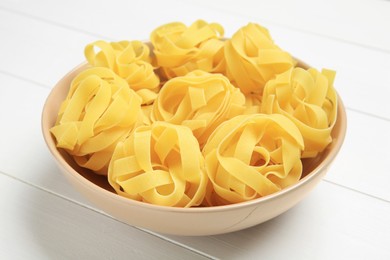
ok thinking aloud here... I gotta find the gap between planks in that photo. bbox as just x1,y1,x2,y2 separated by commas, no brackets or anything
0,170,217,260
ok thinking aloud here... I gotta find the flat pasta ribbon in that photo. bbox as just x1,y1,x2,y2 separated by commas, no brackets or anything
151,70,246,146
50,67,142,174
85,40,160,104
224,23,295,94
108,121,207,207
202,114,304,206
150,20,225,79
261,67,337,158
243,93,262,115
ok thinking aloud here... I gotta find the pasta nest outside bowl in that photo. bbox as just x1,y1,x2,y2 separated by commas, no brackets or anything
42,58,347,236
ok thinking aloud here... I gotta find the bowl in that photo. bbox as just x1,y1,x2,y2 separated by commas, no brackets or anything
41,61,347,236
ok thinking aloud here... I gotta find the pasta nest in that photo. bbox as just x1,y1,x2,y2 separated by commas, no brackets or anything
151,70,246,146
261,67,337,158
108,121,207,207
202,113,304,206
150,20,226,80
85,40,160,105
50,67,142,174
224,23,295,94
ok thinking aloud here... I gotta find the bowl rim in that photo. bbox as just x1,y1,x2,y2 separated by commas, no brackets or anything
41,62,347,214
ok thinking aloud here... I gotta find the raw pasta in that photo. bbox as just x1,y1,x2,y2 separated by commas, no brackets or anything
50,67,142,174
150,20,225,80
85,40,160,104
108,121,207,207
224,23,295,94
261,67,337,158
50,20,338,207
202,113,304,206
151,70,245,146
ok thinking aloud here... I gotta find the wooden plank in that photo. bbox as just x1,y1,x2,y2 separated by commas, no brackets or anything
326,109,390,201
185,0,390,52
3,0,390,52
0,74,86,202
0,173,210,259
0,9,98,87
0,3,389,119
166,181,390,259
267,25,390,121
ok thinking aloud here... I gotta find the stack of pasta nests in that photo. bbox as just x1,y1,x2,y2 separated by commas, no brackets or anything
50,20,337,207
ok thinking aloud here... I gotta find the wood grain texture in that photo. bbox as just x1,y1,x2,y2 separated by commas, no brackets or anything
0,174,210,259
186,0,390,52
1,1,389,119
167,181,390,259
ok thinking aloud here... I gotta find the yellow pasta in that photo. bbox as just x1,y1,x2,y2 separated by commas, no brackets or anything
50,67,142,174
202,113,304,206
108,121,207,207
50,20,339,207
150,20,225,80
224,23,295,94
85,40,160,104
151,70,246,146
243,93,262,115
140,104,153,126
261,67,337,158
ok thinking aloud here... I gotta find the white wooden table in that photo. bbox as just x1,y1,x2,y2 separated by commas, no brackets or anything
1,0,390,259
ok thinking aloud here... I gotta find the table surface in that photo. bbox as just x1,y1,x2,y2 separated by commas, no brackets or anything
1,0,390,259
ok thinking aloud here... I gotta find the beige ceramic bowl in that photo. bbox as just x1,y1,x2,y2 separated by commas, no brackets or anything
42,61,346,236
